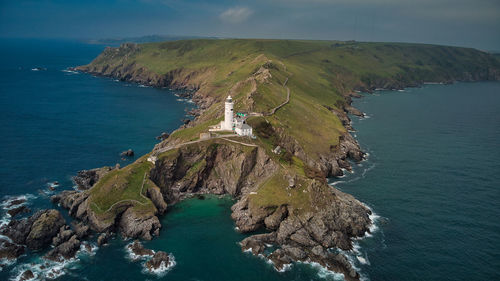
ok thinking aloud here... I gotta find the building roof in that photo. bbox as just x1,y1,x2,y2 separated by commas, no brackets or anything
236,123,252,130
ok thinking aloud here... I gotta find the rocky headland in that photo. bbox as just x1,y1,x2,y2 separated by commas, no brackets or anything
5,39,497,279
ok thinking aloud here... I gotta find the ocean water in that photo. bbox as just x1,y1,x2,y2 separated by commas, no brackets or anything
0,39,499,281
333,82,500,281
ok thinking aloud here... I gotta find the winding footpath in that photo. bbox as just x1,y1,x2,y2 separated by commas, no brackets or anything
266,77,290,116
94,67,292,214
91,172,150,213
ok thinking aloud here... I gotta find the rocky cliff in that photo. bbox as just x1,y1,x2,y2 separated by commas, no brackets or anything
52,39,500,279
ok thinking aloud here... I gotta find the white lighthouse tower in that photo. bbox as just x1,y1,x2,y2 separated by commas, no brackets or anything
223,95,234,130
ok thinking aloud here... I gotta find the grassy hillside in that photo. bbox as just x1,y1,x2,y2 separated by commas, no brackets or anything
79,39,500,223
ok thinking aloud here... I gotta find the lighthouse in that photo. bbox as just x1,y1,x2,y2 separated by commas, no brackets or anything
223,95,234,130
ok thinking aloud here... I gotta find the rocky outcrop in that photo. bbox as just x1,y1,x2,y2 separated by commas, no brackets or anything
145,251,171,271
156,132,170,141
238,182,370,280
146,185,168,214
127,240,154,257
121,149,135,157
147,138,371,279
1,209,66,250
0,209,84,263
51,189,161,241
7,205,30,218
118,208,161,240
97,233,108,246
73,167,113,190
44,235,81,262
150,141,278,204
0,238,25,260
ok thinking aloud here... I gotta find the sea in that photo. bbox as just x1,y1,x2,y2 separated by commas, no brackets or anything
0,39,499,281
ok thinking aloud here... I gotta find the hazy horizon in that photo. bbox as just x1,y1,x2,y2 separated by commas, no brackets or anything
1,0,499,51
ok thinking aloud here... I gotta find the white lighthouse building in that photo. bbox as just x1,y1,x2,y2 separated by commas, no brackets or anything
222,95,234,130
209,95,253,137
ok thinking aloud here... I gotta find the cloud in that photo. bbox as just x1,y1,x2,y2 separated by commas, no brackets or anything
219,7,253,23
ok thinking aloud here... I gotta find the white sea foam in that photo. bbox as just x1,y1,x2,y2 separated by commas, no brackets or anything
10,257,78,281
300,261,345,280
142,254,176,277
278,263,292,272
61,69,78,74
124,242,154,261
138,84,149,88
1,194,36,210
78,242,98,256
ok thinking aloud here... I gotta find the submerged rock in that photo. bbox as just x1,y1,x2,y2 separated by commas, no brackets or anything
120,149,135,157
156,132,170,141
19,270,34,281
0,239,25,260
7,205,30,218
5,198,26,208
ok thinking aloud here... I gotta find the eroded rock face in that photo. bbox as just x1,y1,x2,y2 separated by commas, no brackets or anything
52,186,162,241
118,208,161,240
44,235,81,262
73,167,113,190
150,143,278,203
25,209,66,250
1,209,66,250
147,185,168,214
236,180,371,281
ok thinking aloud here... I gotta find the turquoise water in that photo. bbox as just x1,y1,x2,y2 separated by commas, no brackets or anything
1,39,499,281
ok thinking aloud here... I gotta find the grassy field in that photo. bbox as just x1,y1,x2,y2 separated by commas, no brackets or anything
89,155,156,216
83,39,500,214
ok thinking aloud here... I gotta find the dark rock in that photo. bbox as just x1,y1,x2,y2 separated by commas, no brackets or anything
44,235,80,262
264,205,288,230
127,240,153,257
6,198,26,208
282,245,307,260
120,149,135,157
145,251,170,271
156,132,170,141
0,239,25,260
72,222,90,239
25,209,66,250
72,167,112,190
182,119,191,125
118,208,161,240
19,270,34,281
240,232,276,255
1,209,65,250
267,249,293,271
97,233,108,246
7,206,30,218
52,225,74,247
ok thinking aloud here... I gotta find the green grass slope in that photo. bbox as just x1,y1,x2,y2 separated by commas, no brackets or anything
80,39,500,216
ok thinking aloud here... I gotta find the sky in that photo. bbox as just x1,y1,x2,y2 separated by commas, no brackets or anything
0,0,499,50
